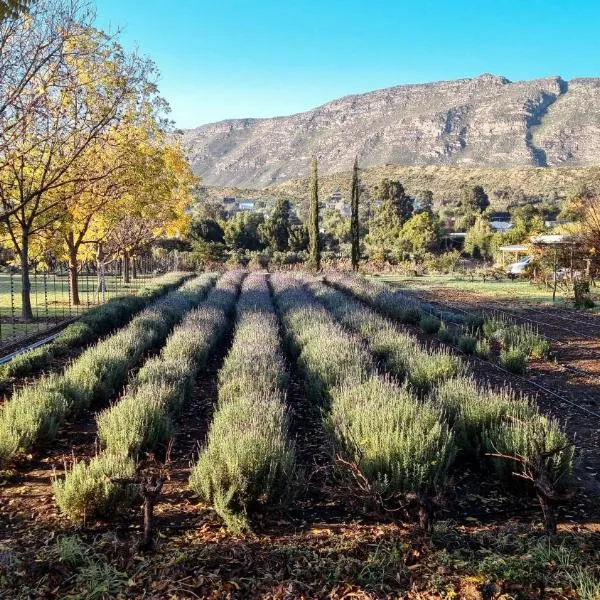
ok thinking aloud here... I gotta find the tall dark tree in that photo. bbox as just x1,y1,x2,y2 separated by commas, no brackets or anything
378,178,391,203
223,212,265,251
379,178,413,224
350,156,360,271
391,181,413,223
289,224,309,251
190,217,224,244
308,157,320,271
462,185,490,213
261,197,292,251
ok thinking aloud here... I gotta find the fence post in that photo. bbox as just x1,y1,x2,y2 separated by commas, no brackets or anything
10,270,16,341
43,271,49,335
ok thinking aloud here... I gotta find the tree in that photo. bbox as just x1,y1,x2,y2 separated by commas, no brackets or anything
108,141,194,284
289,224,308,251
365,198,402,260
350,157,360,270
308,158,320,270
0,13,152,318
0,1,92,202
462,185,490,213
464,215,494,260
0,1,34,21
190,218,224,244
322,209,349,250
193,200,226,222
260,198,292,251
399,211,441,254
415,190,434,213
380,179,413,224
223,212,265,251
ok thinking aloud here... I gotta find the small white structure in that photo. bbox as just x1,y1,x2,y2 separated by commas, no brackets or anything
490,220,513,232
237,200,256,211
530,234,578,245
498,244,528,266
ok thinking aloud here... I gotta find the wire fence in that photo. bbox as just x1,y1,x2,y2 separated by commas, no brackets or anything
0,253,179,354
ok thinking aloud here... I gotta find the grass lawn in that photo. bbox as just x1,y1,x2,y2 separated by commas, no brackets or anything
369,273,600,308
0,272,154,346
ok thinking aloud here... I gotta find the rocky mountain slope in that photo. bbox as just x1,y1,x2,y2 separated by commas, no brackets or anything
181,74,600,188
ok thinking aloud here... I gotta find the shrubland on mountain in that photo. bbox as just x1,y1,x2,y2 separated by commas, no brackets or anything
181,74,600,188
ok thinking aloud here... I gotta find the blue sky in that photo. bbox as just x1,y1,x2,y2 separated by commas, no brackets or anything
95,0,600,129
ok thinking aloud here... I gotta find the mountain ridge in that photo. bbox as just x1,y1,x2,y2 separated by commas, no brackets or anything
181,74,600,188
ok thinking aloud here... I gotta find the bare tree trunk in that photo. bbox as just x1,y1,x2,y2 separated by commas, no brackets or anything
20,228,33,321
131,255,137,279
138,476,163,552
122,250,131,284
537,493,557,536
96,242,107,298
67,232,80,306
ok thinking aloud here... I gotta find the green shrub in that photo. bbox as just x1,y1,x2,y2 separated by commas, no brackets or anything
0,272,192,382
274,279,373,403
458,335,477,354
482,314,550,360
51,322,94,355
328,377,455,496
190,274,295,530
53,454,137,522
93,272,241,459
0,375,68,460
406,350,463,393
0,345,53,380
420,315,441,334
97,384,173,457
437,324,456,344
308,279,462,394
484,414,573,491
482,316,501,338
272,274,455,511
529,337,552,360
0,274,216,464
55,273,243,521
323,272,421,325
465,313,485,333
401,307,422,325
433,377,537,462
190,392,294,531
475,338,491,359
500,347,527,374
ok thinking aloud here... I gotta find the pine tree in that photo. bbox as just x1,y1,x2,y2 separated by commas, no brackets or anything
261,198,292,251
308,157,321,271
350,156,360,271
462,185,490,213
379,178,413,224
390,181,413,223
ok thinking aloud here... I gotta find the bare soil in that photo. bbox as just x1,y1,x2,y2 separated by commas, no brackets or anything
1,287,599,599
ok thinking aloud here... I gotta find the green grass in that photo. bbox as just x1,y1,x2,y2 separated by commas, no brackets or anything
0,272,191,380
0,272,158,345
372,273,600,307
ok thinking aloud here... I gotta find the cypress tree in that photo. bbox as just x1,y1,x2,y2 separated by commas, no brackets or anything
308,157,321,271
350,156,360,271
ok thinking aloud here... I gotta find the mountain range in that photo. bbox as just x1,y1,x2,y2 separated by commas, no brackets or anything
180,73,600,189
